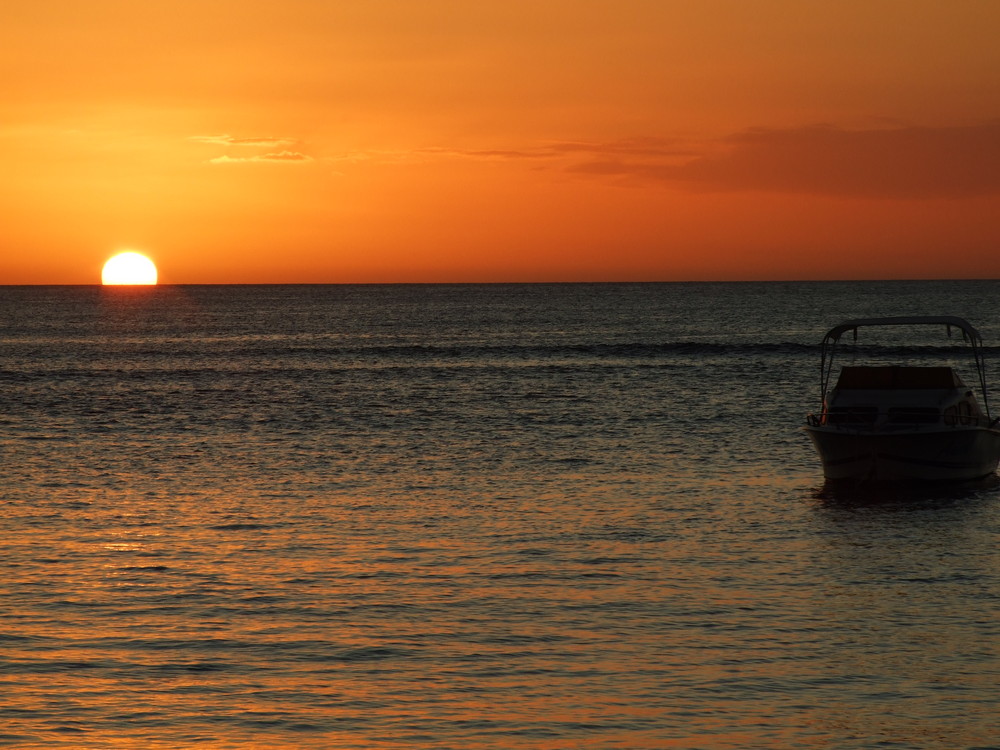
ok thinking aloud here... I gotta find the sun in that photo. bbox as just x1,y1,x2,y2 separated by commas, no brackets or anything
102,251,158,285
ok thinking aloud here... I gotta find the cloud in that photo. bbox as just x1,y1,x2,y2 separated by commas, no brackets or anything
195,134,313,165
192,134,297,147
550,137,693,160
566,122,1000,199
418,146,552,161
209,151,314,164
419,137,692,163
197,123,1000,198
319,137,691,168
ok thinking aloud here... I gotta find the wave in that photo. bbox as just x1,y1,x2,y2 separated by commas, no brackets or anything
6,341,995,383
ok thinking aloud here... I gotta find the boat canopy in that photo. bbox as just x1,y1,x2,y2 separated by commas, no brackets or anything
822,316,982,346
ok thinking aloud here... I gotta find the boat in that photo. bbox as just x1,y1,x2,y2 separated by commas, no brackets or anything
803,316,1000,482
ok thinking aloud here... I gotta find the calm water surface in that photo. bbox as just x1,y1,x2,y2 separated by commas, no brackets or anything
1,282,998,749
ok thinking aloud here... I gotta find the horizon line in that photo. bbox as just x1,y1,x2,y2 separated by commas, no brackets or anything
3,278,1000,287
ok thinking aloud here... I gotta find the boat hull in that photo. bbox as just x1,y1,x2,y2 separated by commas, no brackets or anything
804,425,1000,482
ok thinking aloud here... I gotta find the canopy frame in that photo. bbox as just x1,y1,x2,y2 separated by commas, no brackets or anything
818,316,991,420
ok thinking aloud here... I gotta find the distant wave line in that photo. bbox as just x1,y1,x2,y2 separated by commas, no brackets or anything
5,342,995,383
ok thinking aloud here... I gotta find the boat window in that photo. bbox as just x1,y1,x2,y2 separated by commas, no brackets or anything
828,406,878,425
887,407,940,424
959,401,973,425
944,406,958,426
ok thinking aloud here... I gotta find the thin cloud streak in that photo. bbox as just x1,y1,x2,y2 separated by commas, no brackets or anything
193,134,298,147
321,137,692,166
421,137,692,162
209,151,314,164
549,137,694,159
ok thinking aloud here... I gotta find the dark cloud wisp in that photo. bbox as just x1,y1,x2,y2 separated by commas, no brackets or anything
567,122,1000,199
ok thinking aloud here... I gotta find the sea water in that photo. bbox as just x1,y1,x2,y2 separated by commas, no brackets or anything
1,281,998,749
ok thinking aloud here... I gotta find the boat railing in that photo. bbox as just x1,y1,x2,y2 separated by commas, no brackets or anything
806,409,996,430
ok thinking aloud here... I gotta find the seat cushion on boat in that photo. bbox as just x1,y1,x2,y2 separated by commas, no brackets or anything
835,366,962,389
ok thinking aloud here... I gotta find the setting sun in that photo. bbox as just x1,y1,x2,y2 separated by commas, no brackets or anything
102,252,158,285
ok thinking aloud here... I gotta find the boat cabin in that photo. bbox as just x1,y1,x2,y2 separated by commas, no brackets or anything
823,365,988,428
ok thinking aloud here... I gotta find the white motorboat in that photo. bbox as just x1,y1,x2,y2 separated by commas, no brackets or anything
804,316,1000,482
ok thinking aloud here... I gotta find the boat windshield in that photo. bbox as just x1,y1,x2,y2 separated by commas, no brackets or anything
834,366,963,390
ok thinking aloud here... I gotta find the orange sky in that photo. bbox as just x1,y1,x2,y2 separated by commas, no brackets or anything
3,0,1000,283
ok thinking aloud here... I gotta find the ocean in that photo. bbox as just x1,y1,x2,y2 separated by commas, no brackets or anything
2,281,998,749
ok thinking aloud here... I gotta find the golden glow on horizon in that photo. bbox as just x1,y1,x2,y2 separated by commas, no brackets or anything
102,252,158,285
